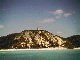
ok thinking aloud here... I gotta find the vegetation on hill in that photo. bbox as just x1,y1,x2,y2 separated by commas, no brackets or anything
0,30,80,49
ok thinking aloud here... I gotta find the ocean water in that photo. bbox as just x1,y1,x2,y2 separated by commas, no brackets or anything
0,49,80,60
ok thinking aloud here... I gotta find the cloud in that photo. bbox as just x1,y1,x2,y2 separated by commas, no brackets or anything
54,10,64,14
49,9,75,19
63,13,72,17
39,18,55,24
38,9,75,24
55,15,63,19
0,25,4,29
57,31,63,34
49,10,64,15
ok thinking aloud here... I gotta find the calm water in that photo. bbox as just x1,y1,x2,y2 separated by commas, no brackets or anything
0,49,80,60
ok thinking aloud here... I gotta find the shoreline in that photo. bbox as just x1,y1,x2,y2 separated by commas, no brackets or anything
0,47,67,51
0,47,80,51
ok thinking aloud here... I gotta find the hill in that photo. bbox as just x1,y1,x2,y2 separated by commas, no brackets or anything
0,30,80,49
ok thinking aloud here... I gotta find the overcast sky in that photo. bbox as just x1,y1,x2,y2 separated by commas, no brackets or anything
1,0,80,37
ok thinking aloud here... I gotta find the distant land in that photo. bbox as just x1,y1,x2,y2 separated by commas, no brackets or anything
0,29,80,49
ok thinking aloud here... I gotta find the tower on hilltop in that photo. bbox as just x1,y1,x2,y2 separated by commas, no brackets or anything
37,27,39,30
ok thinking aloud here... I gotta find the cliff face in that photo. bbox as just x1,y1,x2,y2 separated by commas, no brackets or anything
0,30,80,49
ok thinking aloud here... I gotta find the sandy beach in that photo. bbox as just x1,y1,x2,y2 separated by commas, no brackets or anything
0,47,67,51
0,47,80,51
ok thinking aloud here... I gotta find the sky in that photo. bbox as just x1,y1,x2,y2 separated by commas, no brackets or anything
0,0,80,37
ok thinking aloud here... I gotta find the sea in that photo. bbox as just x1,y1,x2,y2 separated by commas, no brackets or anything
0,49,80,60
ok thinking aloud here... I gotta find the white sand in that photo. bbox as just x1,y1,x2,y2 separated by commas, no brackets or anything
74,48,80,49
0,47,68,51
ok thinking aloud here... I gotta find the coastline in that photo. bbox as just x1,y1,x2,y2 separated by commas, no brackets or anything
0,47,80,51
0,47,67,51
